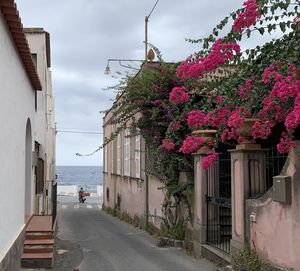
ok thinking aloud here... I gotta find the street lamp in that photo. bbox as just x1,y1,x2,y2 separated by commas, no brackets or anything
104,59,144,75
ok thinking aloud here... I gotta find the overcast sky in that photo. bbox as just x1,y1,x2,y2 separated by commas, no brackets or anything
16,0,244,166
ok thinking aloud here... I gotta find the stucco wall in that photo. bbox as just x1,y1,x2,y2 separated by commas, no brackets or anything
117,178,146,217
248,142,300,270
26,31,56,215
148,176,164,228
0,13,35,260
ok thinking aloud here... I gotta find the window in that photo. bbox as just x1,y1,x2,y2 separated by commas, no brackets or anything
116,134,121,174
106,188,110,202
135,131,141,178
31,54,37,69
124,129,130,176
104,145,108,172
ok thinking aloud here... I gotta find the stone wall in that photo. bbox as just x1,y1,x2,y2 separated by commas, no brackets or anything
0,227,25,271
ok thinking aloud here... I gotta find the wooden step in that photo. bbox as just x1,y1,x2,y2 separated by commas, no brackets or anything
24,239,54,245
24,244,53,253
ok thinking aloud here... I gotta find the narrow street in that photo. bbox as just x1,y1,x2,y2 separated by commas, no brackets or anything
54,198,215,271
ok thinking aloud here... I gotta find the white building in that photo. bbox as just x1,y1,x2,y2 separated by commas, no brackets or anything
24,28,56,216
0,1,55,270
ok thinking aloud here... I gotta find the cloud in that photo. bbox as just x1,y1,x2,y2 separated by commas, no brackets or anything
16,0,244,165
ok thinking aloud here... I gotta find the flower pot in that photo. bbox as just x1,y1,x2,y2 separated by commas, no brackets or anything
236,118,261,150
192,129,217,154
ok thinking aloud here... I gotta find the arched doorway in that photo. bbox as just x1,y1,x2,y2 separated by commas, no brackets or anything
25,119,32,219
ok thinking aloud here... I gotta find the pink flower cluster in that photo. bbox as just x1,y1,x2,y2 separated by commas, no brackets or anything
251,121,273,139
169,86,190,103
258,64,300,132
176,39,241,80
162,139,175,151
221,127,239,142
238,79,253,98
201,152,219,170
232,0,261,33
277,132,296,154
179,135,204,154
285,95,300,130
187,110,206,128
262,63,283,84
207,107,231,127
168,120,181,132
227,110,244,129
293,17,300,28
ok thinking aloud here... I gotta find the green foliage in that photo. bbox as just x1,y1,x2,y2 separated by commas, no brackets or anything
161,219,187,240
232,248,262,271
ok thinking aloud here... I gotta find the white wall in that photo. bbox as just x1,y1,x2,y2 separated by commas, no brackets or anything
26,31,56,214
0,13,36,260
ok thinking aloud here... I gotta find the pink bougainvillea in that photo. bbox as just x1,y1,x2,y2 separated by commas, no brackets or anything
285,95,300,130
277,132,296,154
227,109,244,129
187,109,206,128
179,135,204,154
232,0,261,33
176,39,240,80
162,139,176,151
293,17,300,28
216,95,224,105
201,152,219,169
169,86,190,103
168,120,181,132
251,120,273,139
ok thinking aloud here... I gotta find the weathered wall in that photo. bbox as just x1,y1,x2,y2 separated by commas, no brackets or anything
247,142,300,270
0,13,35,262
148,176,164,229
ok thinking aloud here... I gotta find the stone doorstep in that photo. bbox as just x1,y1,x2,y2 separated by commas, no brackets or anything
201,244,231,265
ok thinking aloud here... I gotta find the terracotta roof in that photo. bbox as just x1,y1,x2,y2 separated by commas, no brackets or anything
0,0,42,91
24,28,51,68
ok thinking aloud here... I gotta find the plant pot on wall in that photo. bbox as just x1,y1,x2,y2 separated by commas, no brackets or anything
236,118,261,150
192,129,217,154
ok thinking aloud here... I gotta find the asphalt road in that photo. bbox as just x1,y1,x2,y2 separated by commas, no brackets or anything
54,199,215,271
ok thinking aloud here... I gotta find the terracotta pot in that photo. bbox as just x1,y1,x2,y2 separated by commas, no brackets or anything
192,129,217,154
237,118,258,144
236,118,261,150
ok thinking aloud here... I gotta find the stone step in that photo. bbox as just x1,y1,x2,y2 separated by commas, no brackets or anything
24,244,53,253
21,252,53,269
24,239,54,245
26,232,53,240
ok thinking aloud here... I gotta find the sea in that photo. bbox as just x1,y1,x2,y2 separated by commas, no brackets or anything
56,166,103,193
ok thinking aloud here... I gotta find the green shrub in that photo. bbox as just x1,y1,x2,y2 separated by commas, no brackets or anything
232,248,262,271
161,219,187,240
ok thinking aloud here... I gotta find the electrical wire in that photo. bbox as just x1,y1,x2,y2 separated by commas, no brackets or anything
148,0,160,19
57,130,103,135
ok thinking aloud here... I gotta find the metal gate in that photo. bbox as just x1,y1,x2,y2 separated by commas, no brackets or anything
206,150,231,254
52,182,57,227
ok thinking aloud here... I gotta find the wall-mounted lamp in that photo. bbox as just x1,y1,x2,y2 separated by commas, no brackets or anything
104,59,144,75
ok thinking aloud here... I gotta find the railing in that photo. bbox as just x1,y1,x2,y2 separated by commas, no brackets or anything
52,182,57,227
266,146,288,190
